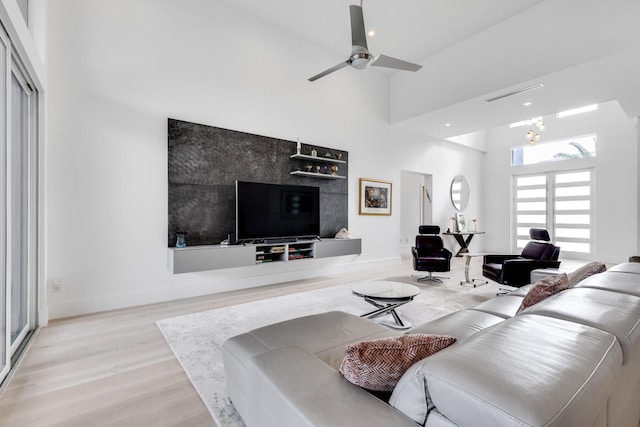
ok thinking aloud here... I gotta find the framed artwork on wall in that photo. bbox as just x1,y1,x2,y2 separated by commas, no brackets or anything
455,212,467,232
359,178,392,216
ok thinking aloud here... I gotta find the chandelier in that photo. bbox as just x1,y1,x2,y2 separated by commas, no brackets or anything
525,119,545,145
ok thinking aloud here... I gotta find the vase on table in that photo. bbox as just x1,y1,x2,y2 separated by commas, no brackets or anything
175,232,187,248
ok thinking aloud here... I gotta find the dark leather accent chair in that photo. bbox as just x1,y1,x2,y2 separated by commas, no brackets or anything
411,225,452,283
482,228,561,288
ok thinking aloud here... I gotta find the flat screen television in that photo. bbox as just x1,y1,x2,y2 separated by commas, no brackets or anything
235,181,320,243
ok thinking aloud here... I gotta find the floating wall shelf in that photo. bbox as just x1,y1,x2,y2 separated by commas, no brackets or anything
290,153,347,164
289,171,346,179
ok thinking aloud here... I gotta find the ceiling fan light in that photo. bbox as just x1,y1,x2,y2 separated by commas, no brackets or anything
349,52,374,69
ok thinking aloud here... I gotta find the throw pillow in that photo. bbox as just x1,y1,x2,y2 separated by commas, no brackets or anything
517,273,570,314
567,261,607,286
339,334,457,392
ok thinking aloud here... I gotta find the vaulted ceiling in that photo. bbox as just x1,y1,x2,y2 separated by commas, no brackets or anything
219,0,640,140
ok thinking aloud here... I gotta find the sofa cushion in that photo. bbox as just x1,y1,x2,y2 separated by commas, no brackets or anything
567,261,607,286
390,315,622,426
523,287,640,364
222,310,398,418
574,270,640,298
408,309,503,341
507,283,534,297
470,295,524,318
247,346,420,427
517,273,569,313
608,262,640,275
340,334,456,392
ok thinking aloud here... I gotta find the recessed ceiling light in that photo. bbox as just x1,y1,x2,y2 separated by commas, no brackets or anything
523,102,532,106
445,123,451,127
367,29,375,37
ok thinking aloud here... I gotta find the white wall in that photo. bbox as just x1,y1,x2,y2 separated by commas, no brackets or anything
44,0,484,319
483,101,638,263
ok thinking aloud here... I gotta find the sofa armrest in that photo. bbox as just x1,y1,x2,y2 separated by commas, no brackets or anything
501,259,562,286
483,254,520,264
245,346,418,427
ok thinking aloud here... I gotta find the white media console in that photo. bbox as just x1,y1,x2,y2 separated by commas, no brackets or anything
167,238,362,274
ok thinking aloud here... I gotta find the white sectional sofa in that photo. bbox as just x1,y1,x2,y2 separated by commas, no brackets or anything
222,263,640,427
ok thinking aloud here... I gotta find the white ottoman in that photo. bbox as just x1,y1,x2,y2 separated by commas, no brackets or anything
530,267,566,283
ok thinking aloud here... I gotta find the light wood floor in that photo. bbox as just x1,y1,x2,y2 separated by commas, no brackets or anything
2,255,474,426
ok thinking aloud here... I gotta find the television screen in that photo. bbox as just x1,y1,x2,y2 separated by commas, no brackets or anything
235,181,320,242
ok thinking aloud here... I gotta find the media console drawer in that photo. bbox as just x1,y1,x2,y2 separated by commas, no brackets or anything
315,238,362,258
168,245,255,274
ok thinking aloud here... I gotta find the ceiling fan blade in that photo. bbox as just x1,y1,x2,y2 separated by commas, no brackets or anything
349,5,368,52
372,54,422,72
308,61,349,82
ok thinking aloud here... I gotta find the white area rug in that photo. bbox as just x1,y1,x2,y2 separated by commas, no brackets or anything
156,278,500,426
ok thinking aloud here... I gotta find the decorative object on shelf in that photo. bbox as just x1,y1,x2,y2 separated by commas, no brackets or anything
175,231,187,248
296,138,301,155
336,153,343,160
289,153,346,164
311,148,318,157
455,212,467,232
305,165,313,172
316,165,321,173
331,165,339,176
324,151,332,158
359,178,392,216
472,218,477,232
335,228,351,239
450,216,457,233
321,165,330,174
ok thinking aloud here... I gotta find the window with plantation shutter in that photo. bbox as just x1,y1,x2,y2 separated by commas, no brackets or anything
513,169,593,259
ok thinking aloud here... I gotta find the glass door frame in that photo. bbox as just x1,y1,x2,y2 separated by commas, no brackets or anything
9,57,34,356
0,19,40,386
0,21,9,383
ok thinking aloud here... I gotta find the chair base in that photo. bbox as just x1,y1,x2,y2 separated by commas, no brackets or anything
497,286,516,296
414,271,449,283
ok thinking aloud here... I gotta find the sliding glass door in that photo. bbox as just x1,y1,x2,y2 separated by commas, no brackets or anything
10,64,31,351
0,23,8,382
0,23,38,385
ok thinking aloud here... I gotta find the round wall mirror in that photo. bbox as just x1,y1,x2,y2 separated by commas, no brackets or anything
450,175,470,211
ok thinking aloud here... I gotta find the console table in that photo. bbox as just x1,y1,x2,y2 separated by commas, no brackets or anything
443,231,485,257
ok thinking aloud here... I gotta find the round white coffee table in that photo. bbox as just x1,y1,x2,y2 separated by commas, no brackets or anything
352,281,420,329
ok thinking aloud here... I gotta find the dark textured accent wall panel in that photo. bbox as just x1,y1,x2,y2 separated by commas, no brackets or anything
168,119,348,246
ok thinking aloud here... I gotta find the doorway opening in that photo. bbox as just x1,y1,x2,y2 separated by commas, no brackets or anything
400,171,433,256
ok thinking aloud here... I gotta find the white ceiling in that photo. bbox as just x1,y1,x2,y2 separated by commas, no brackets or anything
219,0,640,141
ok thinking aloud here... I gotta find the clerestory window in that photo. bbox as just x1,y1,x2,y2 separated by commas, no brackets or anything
511,134,596,167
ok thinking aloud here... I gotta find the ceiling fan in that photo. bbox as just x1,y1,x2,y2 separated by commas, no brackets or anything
308,3,422,82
